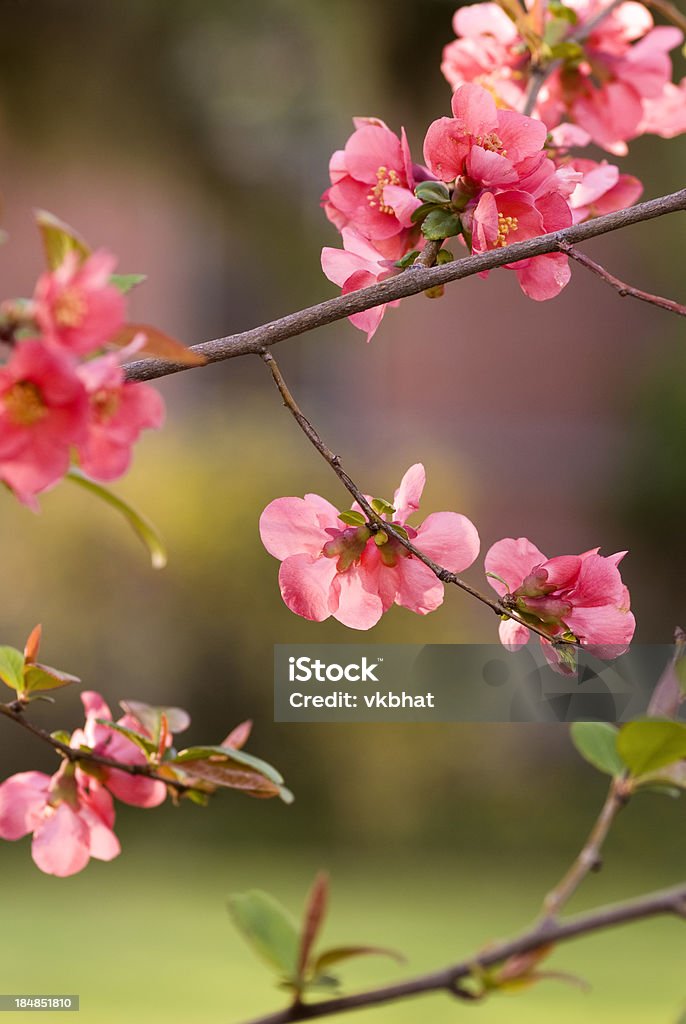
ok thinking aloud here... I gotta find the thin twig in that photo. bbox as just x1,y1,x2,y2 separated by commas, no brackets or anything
559,242,686,317
123,190,686,385
261,351,573,648
237,883,686,1024
542,776,630,919
0,701,193,794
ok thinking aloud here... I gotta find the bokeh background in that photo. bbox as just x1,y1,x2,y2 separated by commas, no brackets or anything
0,1,684,1021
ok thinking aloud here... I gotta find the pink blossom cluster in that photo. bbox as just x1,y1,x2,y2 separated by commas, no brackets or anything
0,692,168,876
441,0,685,153
320,3,684,340
260,470,635,670
485,537,635,672
0,251,163,507
260,463,480,629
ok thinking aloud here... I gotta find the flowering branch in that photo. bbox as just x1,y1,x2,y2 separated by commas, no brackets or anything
124,189,686,385
237,882,686,1024
0,700,193,794
261,351,568,647
558,242,686,317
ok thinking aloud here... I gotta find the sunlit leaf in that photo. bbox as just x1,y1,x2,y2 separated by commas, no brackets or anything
617,720,686,777
228,891,301,981
0,646,25,692
173,744,283,785
570,722,625,777
34,209,90,270
339,510,367,527
313,945,405,975
66,468,168,569
23,662,80,693
111,323,207,366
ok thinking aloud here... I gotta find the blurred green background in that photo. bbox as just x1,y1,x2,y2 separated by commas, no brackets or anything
0,1,684,1021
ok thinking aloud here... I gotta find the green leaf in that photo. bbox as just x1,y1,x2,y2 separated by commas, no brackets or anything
313,945,405,975
338,510,366,527
23,662,80,694
421,209,462,241
570,722,625,777
34,209,90,270
0,646,25,691
549,40,584,61
96,719,157,755
394,250,420,270
119,700,190,740
486,570,510,591
173,744,283,785
410,202,439,225
110,273,147,294
414,181,450,204
548,0,578,22
66,468,168,569
371,498,395,517
228,891,301,980
435,248,454,265
617,720,686,777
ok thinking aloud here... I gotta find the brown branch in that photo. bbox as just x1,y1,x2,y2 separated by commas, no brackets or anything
238,883,686,1024
0,701,193,795
542,775,630,919
123,190,686,385
558,242,686,317
261,351,573,648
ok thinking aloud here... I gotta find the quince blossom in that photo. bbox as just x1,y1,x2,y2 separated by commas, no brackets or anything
441,1,684,155
76,352,165,480
321,227,404,342
0,765,119,877
33,249,125,355
0,339,88,506
70,691,168,808
260,464,480,629
485,537,635,672
322,117,427,249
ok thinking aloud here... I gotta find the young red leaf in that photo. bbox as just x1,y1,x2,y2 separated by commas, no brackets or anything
23,624,42,664
298,872,329,978
111,323,207,366
223,720,253,750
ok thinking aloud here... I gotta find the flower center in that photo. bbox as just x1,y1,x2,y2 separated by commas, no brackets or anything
367,165,401,215
92,388,120,421
4,380,47,426
54,288,87,328
322,525,371,572
474,131,506,156
495,212,518,247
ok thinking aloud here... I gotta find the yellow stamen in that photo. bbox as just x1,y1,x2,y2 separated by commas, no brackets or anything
53,289,86,328
4,381,47,426
93,389,120,421
367,165,401,215
474,131,507,157
495,212,518,248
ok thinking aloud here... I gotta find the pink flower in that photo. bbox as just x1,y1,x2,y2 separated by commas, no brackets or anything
322,118,426,246
76,353,165,481
565,158,643,222
440,1,684,155
0,765,119,877
467,188,572,300
0,339,88,505
33,249,125,355
423,84,548,187
70,691,167,808
485,537,636,672
260,464,480,629
321,227,404,341
637,76,686,138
